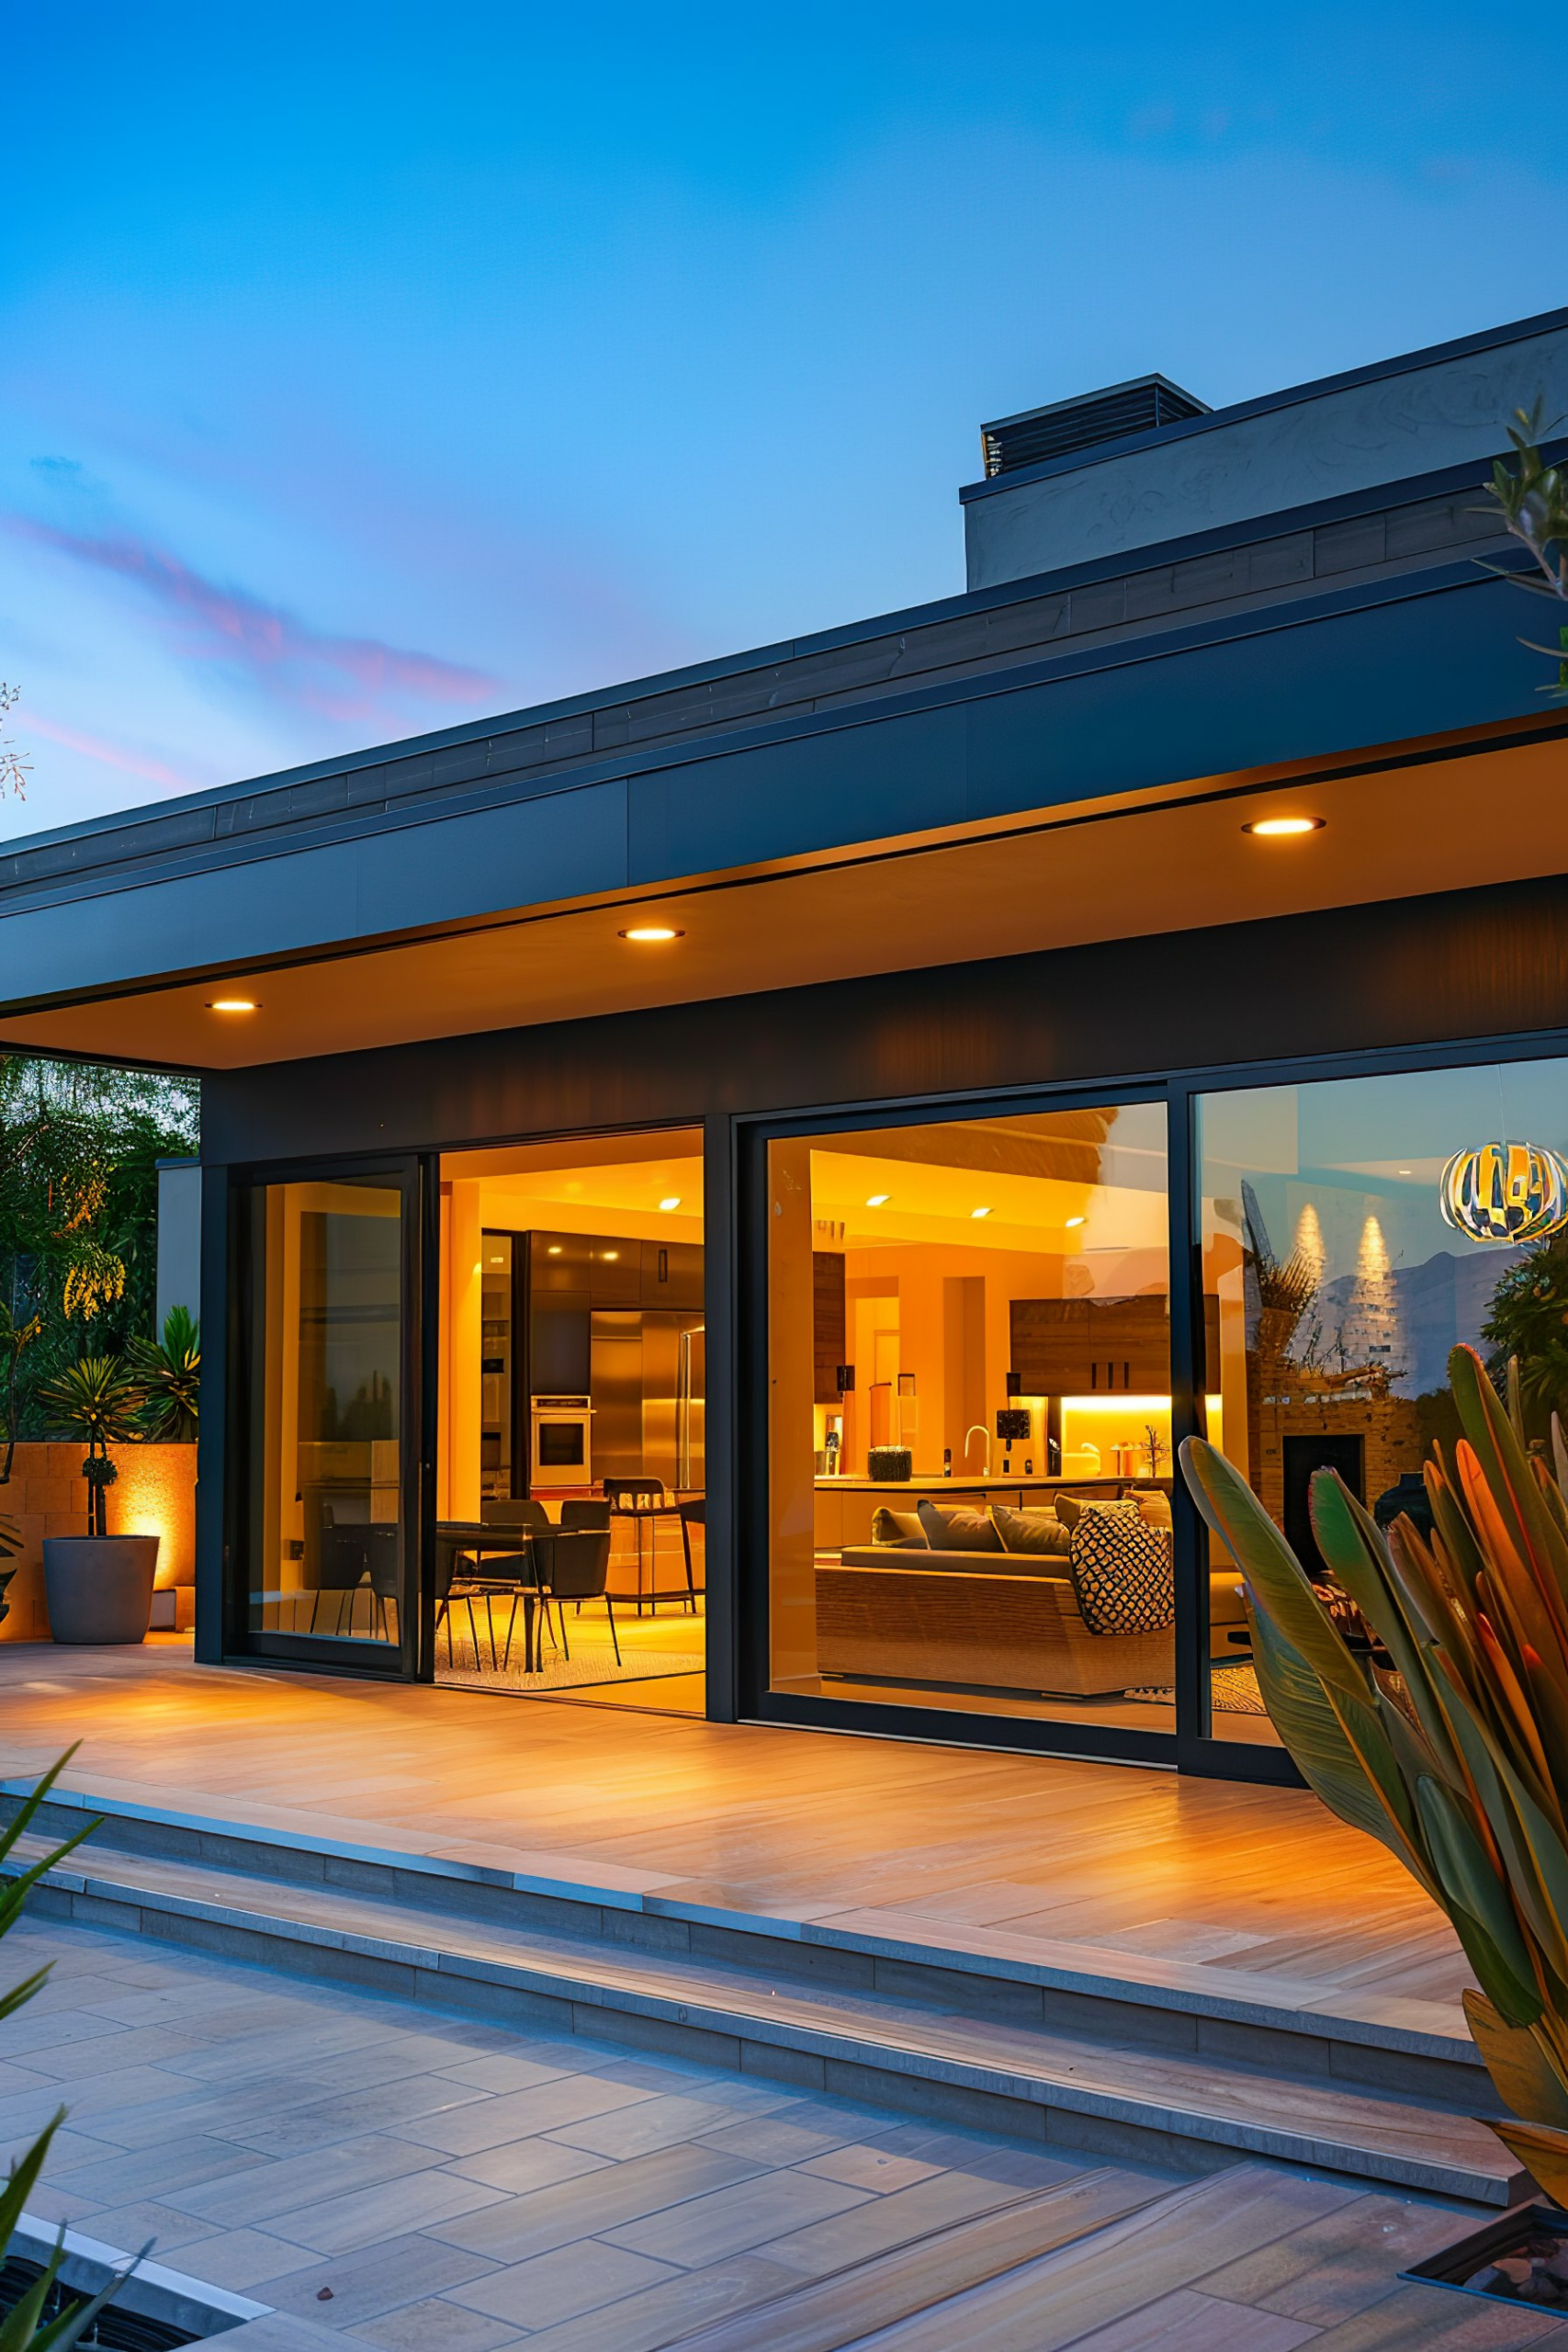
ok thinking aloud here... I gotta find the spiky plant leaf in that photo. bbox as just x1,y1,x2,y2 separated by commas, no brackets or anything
1463,1990,1568,2128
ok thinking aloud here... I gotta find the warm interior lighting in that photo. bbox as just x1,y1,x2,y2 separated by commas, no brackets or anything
207,997,259,1012
547,1244,562,1255
1243,815,1325,837
659,1196,682,1212
619,924,683,943
865,1193,890,1207
970,1206,991,1219
603,1250,620,1261
1065,1214,1086,1228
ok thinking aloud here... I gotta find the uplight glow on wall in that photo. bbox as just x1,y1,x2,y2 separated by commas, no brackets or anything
1439,1139,1568,1245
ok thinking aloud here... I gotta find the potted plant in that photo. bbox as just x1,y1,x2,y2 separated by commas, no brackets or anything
1182,1342,1568,2207
37,1353,157,1644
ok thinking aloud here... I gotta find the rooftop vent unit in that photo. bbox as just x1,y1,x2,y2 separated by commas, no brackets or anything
980,374,1211,480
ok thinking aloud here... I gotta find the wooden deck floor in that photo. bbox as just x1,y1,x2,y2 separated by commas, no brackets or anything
0,1640,1472,2045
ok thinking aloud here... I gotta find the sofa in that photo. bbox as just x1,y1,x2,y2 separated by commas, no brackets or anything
814,1495,1247,1699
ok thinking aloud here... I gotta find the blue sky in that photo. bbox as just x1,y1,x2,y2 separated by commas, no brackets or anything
3,4,1562,840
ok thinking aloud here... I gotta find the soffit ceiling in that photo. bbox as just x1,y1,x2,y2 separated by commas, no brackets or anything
3,733,1565,1072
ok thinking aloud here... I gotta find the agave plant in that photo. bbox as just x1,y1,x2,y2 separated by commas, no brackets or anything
127,1306,198,1443
1182,1342,1568,2201
35,1357,141,1541
0,1749,133,2345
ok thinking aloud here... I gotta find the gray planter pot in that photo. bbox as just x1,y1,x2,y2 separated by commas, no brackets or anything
42,1535,160,1645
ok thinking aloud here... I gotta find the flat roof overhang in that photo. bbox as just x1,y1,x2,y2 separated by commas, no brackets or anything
1,563,1562,1072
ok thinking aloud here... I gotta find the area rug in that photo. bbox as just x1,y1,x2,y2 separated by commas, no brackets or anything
436,1644,706,1694
1124,1663,1269,1715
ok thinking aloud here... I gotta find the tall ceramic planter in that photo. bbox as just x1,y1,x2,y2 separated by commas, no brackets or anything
42,1535,159,1645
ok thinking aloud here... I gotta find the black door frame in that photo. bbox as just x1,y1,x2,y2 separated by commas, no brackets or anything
223,1148,436,1680
734,1076,1190,1772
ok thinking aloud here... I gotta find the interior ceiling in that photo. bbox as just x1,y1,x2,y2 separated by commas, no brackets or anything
809,1148,1166,1254
6,734,1565,1072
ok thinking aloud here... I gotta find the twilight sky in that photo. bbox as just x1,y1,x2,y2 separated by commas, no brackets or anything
4,4,1562,841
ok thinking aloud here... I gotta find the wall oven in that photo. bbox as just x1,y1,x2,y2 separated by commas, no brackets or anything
529,1394,593,1487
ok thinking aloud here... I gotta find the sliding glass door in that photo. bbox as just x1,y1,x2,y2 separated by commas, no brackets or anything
238,1159,428,1673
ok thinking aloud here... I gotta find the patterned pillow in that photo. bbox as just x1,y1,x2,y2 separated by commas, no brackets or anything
1068,1503,1174,1634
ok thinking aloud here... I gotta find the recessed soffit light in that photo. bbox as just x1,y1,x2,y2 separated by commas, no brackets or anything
970,1206,991,1219
1065,1215,1087,1228
865,1193,890,1207
1243,816,1325,837
547,1245,562,1255
207,997,260,1012
659,1196,682,1212
619,924,684,943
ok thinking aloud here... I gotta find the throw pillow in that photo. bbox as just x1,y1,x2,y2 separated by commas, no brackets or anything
1067,1503,1174,1634
1128,1487,1173,1530
871,1507,925,1549
989,1504,1072,1556
916,1498,1003,1552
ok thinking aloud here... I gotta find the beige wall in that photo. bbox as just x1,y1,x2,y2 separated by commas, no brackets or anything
0,1441,197,1642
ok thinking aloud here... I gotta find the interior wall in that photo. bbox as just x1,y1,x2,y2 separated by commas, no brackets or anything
444,1179,483,1523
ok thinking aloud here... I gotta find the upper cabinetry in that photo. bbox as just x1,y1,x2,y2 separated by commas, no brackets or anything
1010,1295,1219,1394
526,1230,704,1312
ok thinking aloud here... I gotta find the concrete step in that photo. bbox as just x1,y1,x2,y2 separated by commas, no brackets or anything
0,1781,1490,2113
4,1822,1522,2207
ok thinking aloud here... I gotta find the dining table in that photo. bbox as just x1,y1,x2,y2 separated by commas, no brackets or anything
434,1521,547,1673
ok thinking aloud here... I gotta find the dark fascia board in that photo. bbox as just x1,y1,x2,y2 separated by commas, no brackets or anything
0,424,1549,899
0,554,1536,952
957,303,1568,506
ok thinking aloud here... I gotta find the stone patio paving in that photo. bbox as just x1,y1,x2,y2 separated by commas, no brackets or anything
1,1911,1550,2350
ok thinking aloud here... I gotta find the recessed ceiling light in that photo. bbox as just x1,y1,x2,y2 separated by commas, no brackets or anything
1243,816,1325,837
603,1250,619,1261
970,1206,991,1219
1398,1168,1412,1176
865,1193,890,1207
1065,1215,1087,1228
547,1245,562,1255
659,1196,682,1212
207,997,260,1012
619,924,683,943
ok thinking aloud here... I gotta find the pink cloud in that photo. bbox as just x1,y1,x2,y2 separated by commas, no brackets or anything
22,708,200,795
6,515,497,722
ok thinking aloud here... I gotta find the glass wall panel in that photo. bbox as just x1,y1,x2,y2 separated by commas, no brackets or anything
249,1178,404,1643
1198,1055,1568,1747
767,1102,1180,1732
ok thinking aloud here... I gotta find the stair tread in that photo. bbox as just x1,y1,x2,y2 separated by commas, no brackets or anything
12,1834,1514,2195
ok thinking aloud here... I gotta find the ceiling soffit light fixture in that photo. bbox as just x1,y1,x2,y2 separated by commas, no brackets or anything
865,1193,889,1207
207,997,260,1012
1065,1215,1087,1228
659,1196,682,1212
1243,816,1325,837
619,924,683,943
1440,1140,1568,1244
970,1206,991,1219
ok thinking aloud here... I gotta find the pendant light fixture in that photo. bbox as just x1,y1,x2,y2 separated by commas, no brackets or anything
1438,1140,1568,1245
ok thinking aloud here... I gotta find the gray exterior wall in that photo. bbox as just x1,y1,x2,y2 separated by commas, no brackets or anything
964,312,1568,590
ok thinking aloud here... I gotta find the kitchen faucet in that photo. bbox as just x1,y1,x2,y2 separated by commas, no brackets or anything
963,1423,991,1477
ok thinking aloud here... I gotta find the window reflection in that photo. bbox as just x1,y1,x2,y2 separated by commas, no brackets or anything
1198,1057,1568,1746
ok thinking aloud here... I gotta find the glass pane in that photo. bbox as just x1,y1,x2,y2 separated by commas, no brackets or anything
434,1130,705,1713
250,1180,404,1642
1198,1055,1568,1747
768,1103,1175,1734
